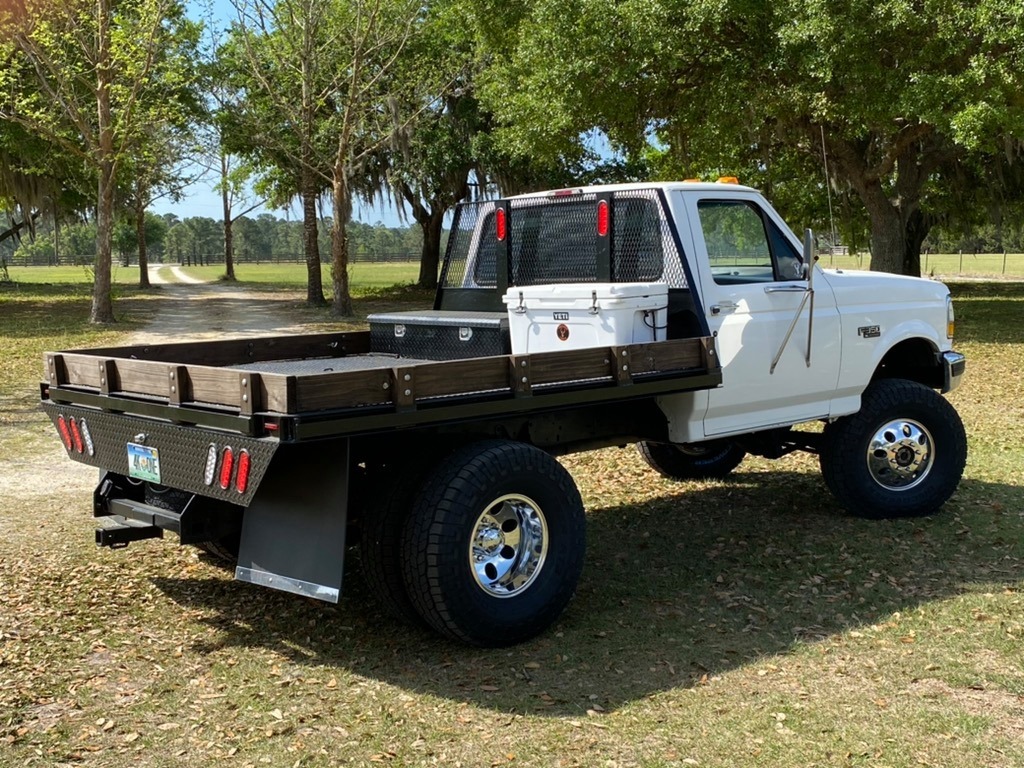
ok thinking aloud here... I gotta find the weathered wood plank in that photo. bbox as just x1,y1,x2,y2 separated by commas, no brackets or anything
529,347,612,385
629,338,704,374
62,355,102,388
113,360,173,397
293,369,392,412
411,358,510,399
69,331,372,367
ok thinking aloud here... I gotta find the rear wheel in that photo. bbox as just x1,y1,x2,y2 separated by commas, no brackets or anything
358,467,428,626
636,439,746,480
401,440,586,647
819,378,967,519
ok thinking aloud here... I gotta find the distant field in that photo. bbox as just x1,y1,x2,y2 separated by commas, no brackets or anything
7,264,151,285
7,261,423,294
11,253,1024,283
820,251,1024,278
177,262,422,293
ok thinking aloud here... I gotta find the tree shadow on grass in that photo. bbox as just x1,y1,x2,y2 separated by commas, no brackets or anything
150,470,1024,717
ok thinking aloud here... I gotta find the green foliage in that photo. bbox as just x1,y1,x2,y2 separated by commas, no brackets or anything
0,0,206,319
470,0,1024,273
113,212,169,258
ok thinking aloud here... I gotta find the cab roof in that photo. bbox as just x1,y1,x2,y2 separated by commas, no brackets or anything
508,180,759,200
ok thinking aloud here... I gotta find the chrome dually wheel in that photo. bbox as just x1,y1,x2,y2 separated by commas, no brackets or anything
821,378,966,519
866,418,934,490
402,440,585,647
470,494,548,598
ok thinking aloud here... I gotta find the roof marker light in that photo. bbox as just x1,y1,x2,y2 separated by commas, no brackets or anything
717,176,740,184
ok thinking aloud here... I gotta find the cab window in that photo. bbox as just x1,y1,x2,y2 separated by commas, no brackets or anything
698,200,802,284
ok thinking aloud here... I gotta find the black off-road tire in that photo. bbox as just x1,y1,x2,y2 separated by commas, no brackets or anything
358,469,430,627
636,439,746,480
400,440,586,647
819,378,967,519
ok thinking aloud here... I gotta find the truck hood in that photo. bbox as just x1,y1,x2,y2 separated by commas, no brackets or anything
819,268,950,306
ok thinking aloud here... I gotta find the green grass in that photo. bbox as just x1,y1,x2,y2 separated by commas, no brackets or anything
7,264,157,285
9,261,423,295
177,262,422,295
821,251,1024,278
1,277,1022,767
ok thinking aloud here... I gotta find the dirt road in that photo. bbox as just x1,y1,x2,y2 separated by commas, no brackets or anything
132,267,316,345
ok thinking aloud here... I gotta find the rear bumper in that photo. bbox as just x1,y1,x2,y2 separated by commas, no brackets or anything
940,350,966,394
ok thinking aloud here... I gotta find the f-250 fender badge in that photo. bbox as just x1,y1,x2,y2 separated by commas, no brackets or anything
857,325,881,338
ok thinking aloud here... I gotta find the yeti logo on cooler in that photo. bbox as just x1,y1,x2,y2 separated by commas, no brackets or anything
552,312,569,321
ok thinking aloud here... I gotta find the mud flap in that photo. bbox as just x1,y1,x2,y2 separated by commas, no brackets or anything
234,440,349,603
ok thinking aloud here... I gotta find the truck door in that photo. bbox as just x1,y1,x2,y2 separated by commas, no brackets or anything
678,193,841,437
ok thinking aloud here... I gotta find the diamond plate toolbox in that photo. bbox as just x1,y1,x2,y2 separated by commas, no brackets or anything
369,310,510,361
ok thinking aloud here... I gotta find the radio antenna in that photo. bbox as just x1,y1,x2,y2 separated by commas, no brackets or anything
820,125,838,253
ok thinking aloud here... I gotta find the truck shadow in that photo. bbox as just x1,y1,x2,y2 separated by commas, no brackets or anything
151,470,1023,717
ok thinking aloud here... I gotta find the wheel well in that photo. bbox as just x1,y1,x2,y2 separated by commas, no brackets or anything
872,338,942,389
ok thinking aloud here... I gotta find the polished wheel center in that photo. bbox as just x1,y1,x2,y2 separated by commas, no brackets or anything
867,418,934,490
469,495,548,598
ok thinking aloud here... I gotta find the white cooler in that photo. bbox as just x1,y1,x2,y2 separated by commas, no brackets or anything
502,282,669,354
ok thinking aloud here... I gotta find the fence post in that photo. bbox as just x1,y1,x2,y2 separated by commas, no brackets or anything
958,250,963,274
1003,251,1008,275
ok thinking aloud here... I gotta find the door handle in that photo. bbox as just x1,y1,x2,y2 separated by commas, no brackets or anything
764,284,810,294
710,301,738,315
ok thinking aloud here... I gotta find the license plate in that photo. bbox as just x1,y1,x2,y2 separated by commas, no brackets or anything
127,442,161,483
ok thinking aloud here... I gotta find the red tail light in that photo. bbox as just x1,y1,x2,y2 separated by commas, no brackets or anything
68,416,85,454
57,415,73,451
219,447,235,490
597,200,610,237
495,208,507,241
235,450,251,494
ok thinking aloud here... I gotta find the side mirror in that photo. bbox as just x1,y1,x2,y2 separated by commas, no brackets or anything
802,228,817,280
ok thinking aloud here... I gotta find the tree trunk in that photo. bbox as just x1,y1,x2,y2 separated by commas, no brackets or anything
417,208,444,289
827,130,937,277
302,179,326,306
136,192,150,288
330,172,353,317
859,183,929,276
221,153,236,281
91,0,115,324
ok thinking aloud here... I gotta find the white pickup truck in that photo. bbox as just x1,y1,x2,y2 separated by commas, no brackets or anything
41,180,966,646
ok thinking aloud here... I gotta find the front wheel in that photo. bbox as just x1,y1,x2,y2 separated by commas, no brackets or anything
401,440,586,647
819,379,967,519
